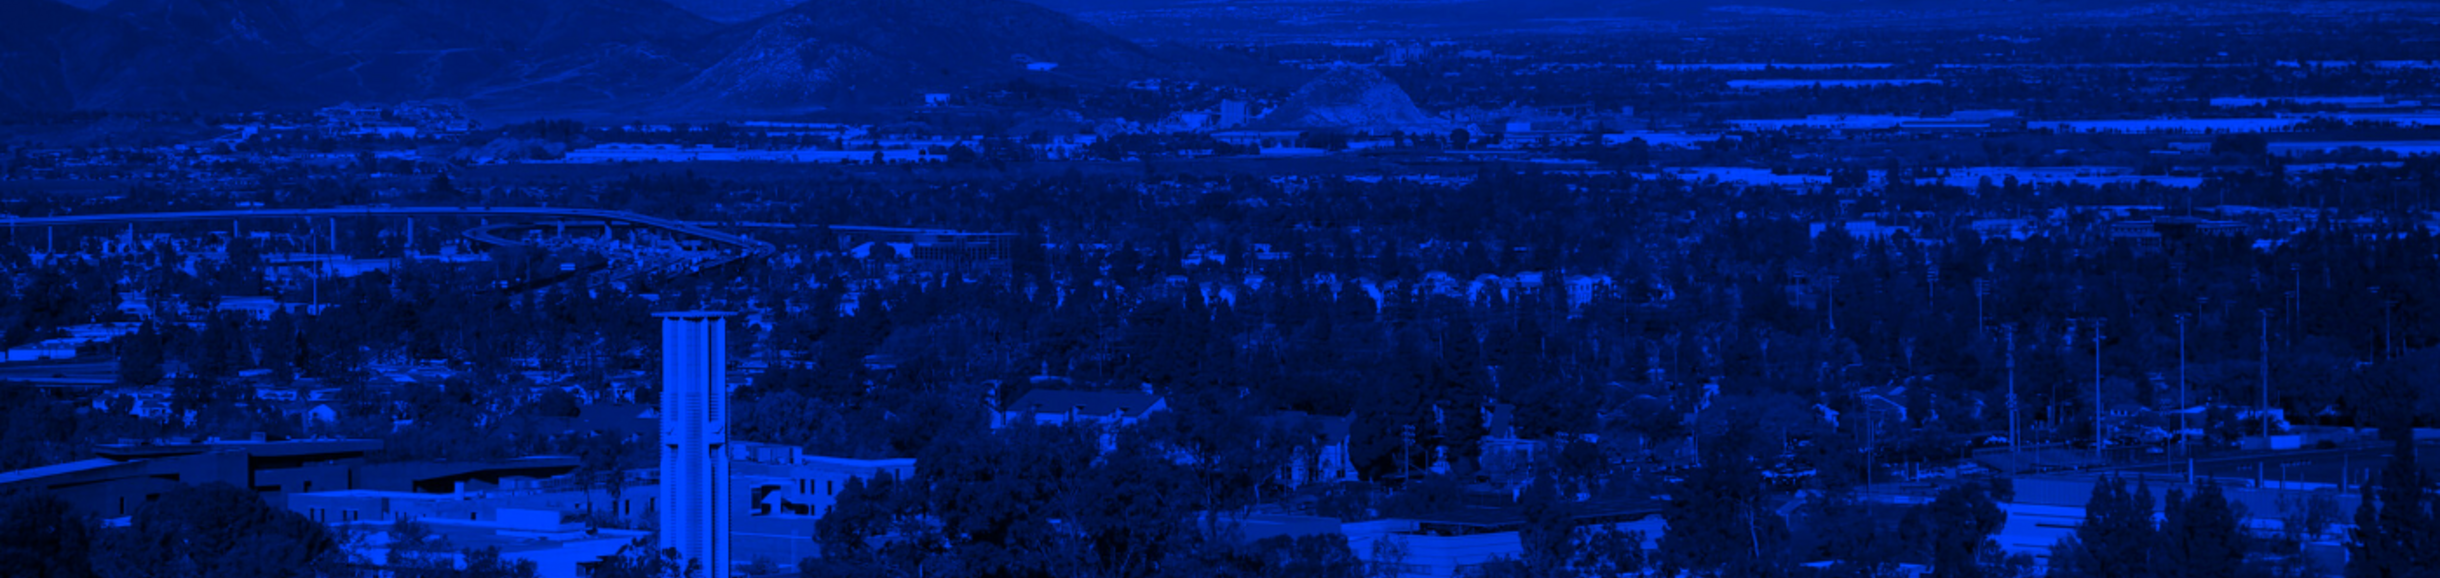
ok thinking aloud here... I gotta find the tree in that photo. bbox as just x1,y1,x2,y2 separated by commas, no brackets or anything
590,537,690,578
1574,525,1649,578
387,516,456,576
1623,137,1652,167
116,321,164,386
527,386,581,418
1658,430,1789,577
1060,436,1194,578
1906,481,2007,578
427,173,460,199
461,546,541,578
2047,477,2156,578
2157,483,2245,578
1249,534,1365,578
814,473,900,563
2348,439,2439,578
0,492,95,578
95,482,339,578
2210,134,2269,157
1801,489,1903,576
1517,474,1578,574
260,310,299,385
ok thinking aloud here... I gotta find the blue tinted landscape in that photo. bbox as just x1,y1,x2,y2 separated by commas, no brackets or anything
1,1,2437,577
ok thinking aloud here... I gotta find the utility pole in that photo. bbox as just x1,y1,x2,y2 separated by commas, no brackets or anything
309,217,320,312
1825,274,1839,333
2260,309,2274,439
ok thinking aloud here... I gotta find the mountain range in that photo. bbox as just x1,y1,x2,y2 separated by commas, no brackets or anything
0,0,1162,117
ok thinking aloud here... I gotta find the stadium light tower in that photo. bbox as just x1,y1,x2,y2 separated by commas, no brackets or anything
658,311,733,577
2092,318,2105,467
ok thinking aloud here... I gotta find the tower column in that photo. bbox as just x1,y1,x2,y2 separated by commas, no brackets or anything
657,311,732,576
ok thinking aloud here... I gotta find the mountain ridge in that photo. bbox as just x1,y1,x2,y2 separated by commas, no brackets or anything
0,0,1162,116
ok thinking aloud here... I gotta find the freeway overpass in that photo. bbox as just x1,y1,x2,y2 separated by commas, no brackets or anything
1,206,774,256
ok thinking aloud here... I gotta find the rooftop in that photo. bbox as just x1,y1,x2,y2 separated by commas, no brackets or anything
799,455,918,468
92,438,383,460
0,458,122,486
652,310,734,318
296,489,461,500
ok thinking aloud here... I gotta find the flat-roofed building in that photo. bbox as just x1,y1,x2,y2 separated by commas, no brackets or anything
0,436,381,517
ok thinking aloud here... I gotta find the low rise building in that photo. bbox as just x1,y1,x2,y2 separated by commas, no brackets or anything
298,490,649,578
0,437,381,517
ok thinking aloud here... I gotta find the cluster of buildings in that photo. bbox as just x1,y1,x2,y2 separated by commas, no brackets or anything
7,305,2415,578
315,101,476,137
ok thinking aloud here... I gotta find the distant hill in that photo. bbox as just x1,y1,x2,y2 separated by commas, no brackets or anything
0,0,1162,116
1028,0,2440,37
0,0,298,113
659,0,805,22
672,0,1159,112
1257,66,1446,133
0,0,99,112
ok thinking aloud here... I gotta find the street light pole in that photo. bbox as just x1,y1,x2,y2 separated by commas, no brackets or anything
2005,325,2020,473
2373,286,2392,360
2175,313,2189,457
2260,308,2274,440
1975,279,1990,333
2094,319,2105,467
2291,263,2302,337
